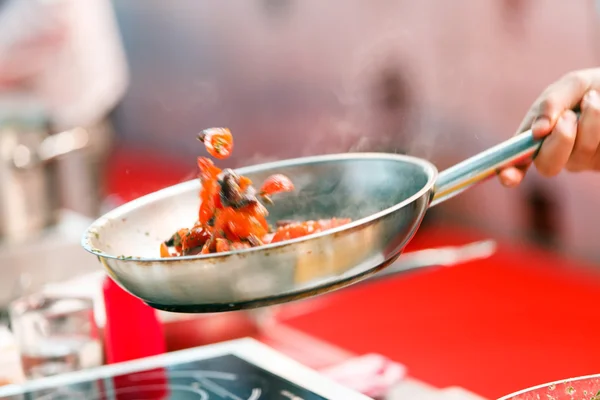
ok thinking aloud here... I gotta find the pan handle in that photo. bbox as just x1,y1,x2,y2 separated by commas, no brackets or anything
431,109,582,207
429,129,542,207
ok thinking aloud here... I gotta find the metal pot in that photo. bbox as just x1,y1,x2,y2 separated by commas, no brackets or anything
0,94,89,241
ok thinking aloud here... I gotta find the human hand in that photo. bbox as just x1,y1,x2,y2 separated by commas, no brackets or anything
499,68,600,187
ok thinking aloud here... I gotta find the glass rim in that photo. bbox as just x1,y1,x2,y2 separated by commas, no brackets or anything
9,294,95,317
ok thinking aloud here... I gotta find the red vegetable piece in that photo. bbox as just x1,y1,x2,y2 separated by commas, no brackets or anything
213,191,222,209
198,128,234,160
160,243,171,258
215,238,231,253
197,157,221,181
231,242,251,250
259,174,294,196
200,243,211,254
196,156,222,225
165,128,348,257
181,226,211,252
220,208,268,240
271,221,319,243
198,201,215,226
239,176,253,192
167,228,188,254
270,218,351,243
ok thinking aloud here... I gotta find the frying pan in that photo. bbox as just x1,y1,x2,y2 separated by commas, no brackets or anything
82,129,540,313
499,374,600,400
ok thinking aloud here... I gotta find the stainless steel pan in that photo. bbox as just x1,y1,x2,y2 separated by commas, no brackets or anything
82,129,541,313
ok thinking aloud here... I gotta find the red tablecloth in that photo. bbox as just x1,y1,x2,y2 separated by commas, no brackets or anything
281,225,600,399
105,147,600,399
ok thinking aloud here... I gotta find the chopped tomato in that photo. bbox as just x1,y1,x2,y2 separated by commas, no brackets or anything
213,191,222,209
270,218,351,243
198,201,214,225
271,221,319,243
198,128,234,159
166,228,188,253
160,243,171,258
197,157,221,225
239,176,252,192
181,226,211,252
161,128,353,257
239,201,268,219
200,243,211,254
260,174,294,196
231,242,251,250
197,157,221,181
215,238,231,253
215,207,268,241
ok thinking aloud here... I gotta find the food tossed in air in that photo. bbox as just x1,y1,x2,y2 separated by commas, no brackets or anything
196,127,234,159
161,128,352,257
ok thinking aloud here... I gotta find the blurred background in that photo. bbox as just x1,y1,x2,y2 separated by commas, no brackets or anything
1,0,600,399
109,0,600,258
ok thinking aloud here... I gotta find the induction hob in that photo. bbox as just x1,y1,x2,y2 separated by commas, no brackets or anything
0,338,371,400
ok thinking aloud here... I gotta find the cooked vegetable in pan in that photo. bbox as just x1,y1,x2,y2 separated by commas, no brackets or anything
160,128,351,257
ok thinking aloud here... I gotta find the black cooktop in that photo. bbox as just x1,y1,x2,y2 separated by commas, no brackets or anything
15,354,328,400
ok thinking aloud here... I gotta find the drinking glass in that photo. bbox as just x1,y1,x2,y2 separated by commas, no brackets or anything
9,294,102,379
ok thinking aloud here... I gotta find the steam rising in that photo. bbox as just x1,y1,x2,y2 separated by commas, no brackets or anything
170,31,446,200
299,30,443,162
